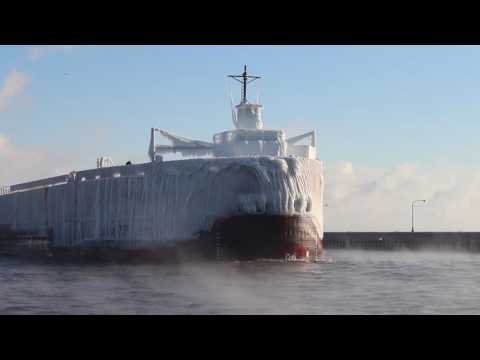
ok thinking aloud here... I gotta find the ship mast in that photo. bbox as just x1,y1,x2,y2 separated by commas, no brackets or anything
228,65,261,104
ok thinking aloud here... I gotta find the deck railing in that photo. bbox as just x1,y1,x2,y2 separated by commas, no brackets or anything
0,186,10,196
0,162,150,196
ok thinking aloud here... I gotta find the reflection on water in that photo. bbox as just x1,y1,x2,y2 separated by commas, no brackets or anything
1,249,480,314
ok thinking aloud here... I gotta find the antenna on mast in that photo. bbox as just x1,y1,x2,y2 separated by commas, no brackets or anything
230,89,237,126
228,65,261,104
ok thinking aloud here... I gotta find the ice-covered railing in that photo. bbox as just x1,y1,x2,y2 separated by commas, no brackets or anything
74,163,148,182
9,174,70,193
1,163,149,196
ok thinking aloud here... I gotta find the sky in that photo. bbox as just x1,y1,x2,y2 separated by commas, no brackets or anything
2,45,480,231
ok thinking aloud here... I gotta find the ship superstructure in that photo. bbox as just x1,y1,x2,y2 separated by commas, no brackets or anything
0,66,324,262
149,66,316,160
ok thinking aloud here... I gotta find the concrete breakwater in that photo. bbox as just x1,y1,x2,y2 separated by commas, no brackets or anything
324,232,480,252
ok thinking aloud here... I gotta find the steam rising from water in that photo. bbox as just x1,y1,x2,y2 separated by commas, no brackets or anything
3,250,480,314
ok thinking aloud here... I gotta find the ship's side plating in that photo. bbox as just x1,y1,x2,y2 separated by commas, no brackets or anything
0,156,323,260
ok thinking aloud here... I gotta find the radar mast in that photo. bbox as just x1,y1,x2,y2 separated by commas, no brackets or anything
228,65,261,104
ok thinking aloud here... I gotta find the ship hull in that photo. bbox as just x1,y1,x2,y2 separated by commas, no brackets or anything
210,214,321,261
0,157,324,262
0,214,321,262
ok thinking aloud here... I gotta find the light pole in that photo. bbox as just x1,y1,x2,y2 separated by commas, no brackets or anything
411,199,426,232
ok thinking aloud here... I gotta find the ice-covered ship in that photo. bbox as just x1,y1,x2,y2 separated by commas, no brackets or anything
0,66,324,262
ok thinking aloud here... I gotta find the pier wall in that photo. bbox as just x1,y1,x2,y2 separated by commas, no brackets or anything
324,232,480,252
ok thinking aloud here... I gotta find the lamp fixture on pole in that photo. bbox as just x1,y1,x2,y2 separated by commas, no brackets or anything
411,199,426,233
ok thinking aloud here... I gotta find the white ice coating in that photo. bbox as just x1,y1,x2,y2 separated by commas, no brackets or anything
0,157,324,248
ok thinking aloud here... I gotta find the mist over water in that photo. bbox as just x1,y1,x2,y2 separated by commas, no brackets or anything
2,250,480,314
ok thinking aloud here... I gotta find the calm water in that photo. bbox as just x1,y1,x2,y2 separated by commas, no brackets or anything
1,249,480,314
